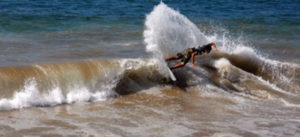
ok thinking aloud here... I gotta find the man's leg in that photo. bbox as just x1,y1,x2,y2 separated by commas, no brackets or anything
165,56,180,61
170,62,185,70
170,54,190,70
165,53,183,62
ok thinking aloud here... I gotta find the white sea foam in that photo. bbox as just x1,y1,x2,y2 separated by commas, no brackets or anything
118,58,158,70
214,58,231,72
0,78,110,110
0,78,62,110
280,99,300,108
212,133,243,137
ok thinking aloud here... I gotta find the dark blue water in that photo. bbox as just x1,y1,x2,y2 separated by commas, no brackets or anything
0,0,299,65
1,0,299,31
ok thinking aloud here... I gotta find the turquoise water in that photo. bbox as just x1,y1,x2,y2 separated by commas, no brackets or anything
0,0,299,65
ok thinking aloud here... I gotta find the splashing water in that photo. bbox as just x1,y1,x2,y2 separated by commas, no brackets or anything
143,2,209,58
143,2,210,78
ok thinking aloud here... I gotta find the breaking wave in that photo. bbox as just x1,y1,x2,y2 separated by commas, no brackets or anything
0,59,165,110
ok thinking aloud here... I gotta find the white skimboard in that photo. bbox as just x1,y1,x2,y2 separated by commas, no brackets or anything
167,67,176,81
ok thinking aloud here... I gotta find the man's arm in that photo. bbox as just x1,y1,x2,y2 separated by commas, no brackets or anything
191,51,198,67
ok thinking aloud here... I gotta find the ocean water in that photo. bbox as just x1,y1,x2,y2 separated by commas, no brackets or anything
0,0,299,137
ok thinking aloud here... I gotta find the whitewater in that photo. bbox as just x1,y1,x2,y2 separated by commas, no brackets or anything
0,2,299,137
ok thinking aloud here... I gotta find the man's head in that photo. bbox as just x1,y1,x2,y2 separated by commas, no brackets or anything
204,45,212,53
197,42,219,54
202,42,219,53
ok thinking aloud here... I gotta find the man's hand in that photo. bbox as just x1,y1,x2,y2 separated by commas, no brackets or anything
210,42,219,52
192,63,196,67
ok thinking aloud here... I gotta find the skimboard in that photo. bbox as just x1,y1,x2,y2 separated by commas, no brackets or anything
167,67,176,81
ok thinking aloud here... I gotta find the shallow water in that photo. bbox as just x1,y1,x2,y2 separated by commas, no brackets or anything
0,1,299,137
0,88,299,137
